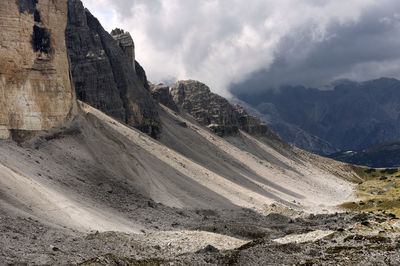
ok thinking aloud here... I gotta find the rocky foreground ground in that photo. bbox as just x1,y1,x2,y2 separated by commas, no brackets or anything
1,207,400,265
3,163,400,265
1,103,397,265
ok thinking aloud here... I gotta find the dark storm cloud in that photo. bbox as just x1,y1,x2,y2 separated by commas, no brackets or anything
82,0,400,96
114,0,162,17
231,0,400,94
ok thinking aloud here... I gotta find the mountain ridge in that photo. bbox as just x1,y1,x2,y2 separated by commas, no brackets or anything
233,77,400,155
329,138,400,168
152,80,273,137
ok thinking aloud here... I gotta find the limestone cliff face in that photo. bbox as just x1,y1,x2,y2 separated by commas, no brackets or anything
66,0,160,137
167,80,269,137
0,0,76,139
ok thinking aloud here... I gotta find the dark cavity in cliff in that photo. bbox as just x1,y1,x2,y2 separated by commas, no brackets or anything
17,0,41,22
31,25,51,54
16,0,38,14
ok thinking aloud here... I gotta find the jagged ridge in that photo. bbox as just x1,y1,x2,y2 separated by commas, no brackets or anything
152,80,272,137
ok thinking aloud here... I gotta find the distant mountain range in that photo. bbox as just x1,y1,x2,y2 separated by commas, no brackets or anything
329,138,400,168
233,78,400,158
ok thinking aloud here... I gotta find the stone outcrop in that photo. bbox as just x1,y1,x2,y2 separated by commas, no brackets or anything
111,28,135,72
150,83,178,112
0,0,76,139
233,105,270,135
66,0,160,137
167,80,269,137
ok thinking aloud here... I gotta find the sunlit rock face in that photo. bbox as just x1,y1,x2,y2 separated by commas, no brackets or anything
169,80,270,137
0,0,76,139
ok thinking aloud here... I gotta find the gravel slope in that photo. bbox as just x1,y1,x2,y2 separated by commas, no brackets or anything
0,102,358,232
0,101,367,264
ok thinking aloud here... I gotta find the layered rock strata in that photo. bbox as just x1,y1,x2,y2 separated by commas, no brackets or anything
156,80,269,137
0,0,76,139
66,0,160,137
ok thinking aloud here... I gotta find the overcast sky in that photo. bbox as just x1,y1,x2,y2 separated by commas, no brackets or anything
82,0,400,97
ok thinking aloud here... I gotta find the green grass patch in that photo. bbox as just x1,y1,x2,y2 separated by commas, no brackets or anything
341,166,400,217
380,168,399,175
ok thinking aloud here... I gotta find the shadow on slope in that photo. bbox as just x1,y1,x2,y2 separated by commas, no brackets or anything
158,107,304,204
0,101,357,233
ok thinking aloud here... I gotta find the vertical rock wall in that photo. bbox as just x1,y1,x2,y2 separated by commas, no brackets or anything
66,0,160,137
111,28,135,72
0,0,76,139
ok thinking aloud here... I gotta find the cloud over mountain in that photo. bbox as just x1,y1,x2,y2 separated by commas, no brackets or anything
82,0,400,96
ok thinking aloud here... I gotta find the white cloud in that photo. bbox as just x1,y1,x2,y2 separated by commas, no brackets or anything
81,0,400,97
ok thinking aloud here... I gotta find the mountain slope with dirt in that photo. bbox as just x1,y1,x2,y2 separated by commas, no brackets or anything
0,100,357,230
1,101,399,265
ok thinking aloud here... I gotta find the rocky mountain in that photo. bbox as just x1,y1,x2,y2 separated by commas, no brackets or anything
329,138,400,168
2,1,400,265
0,0,76,140
230,98,340,155
152,80,272,137
150,82,179,112
65,0,160,137
233,78,400,155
